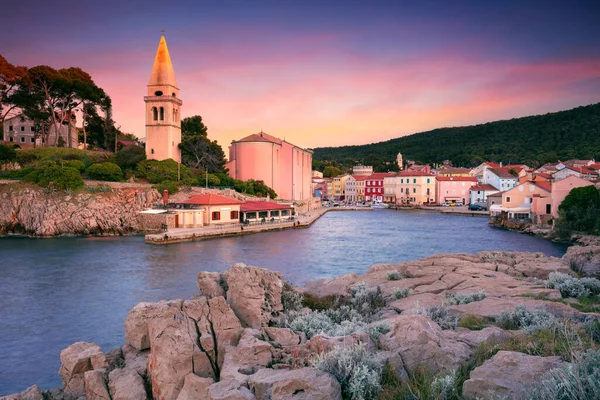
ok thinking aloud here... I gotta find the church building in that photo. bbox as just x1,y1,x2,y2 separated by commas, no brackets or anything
145,35,182,163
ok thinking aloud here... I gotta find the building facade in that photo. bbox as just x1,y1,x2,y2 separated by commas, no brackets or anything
484,168,519,191
385,171,435,205
3,113,77,148
225,131,313,201
344,175,357,203
145,35,182,163
435,176,478,205
365,173,390,202
352,165,373,176
469,183,499,205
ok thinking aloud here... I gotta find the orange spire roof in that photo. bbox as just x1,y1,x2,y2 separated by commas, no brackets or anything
148,35,177,87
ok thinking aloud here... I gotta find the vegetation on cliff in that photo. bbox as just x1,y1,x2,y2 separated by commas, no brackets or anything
313,102,600,171
556,186,600,239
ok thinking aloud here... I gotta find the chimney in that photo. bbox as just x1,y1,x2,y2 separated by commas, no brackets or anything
500,162,503,167
163,190,169,206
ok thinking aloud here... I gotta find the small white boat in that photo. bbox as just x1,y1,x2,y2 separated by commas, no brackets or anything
371,201,389,209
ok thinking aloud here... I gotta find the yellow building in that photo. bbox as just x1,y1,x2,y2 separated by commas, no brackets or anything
332,174,351,200
384,171,436,205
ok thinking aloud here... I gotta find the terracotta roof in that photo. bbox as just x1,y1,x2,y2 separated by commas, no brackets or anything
590,163,600,170
534,172,553,180
470,184,499,191
485,162,500,168
565,166,598,174
234,131,283,145
353,175,370,181
180,194,243,205
488,168,518,179
435,176,478,182
532,180,552,193
241,201,292,212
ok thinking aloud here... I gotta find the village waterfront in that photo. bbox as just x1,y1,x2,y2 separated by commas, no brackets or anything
0,209,567,395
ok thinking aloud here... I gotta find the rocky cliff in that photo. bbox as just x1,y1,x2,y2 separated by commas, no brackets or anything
0,183,161,237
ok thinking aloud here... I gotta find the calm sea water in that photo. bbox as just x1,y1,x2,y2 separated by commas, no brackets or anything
0,210,567,394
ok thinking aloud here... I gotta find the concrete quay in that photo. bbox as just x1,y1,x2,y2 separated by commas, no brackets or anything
145,206,372,244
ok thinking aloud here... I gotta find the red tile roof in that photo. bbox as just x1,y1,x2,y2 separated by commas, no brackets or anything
488,167,518,179
435,176,478,182
471,184,499,191
233,131,283,145
241,201,292,212
532,180,552,193
485,162,500,168
534,172,553,180
180,194,243,205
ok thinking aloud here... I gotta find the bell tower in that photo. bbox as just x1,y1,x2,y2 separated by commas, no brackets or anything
145,34,182,162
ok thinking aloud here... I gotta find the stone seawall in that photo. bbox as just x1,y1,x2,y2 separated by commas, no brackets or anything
0,182,162,237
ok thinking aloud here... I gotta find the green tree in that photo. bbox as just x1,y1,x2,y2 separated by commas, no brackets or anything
112,145,146,171
323,165,342,178
37,165,84,190
179,115,227,173
0,54,27,124
556,186,600,237
86,162,123,181
0,144,17,161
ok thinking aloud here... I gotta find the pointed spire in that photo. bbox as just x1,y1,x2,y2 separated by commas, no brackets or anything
148,35,178,87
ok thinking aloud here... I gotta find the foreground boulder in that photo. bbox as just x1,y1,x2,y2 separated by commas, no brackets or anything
108,368,147,400
84,370,111,400
562,244,600,276
248,367,343,400
223,264,284,329
462,351,565,399
125,297,243,400
378,315,472,375
59,342,107,399
0,385,44,400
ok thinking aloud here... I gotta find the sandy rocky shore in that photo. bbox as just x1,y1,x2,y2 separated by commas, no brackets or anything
3,242,600,400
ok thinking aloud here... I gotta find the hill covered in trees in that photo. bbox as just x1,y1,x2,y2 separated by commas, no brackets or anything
313,102,600,171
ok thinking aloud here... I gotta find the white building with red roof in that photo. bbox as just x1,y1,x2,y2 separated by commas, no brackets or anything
177,194,243,227
469,183,499,205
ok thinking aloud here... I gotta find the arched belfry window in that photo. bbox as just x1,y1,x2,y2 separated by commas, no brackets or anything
152,107,158,121
159,107,165,121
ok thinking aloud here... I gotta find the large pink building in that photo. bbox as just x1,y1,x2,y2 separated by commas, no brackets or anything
225,131,313,201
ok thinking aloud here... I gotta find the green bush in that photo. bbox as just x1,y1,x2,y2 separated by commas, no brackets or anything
394,288,411,299
137,159,191,184
496,305,559,334
154,180,179,195
37,166,84,190
86,162,123,181
0,167,33,179
446,291,487,305
15,151,40,165
112,145,145,171
546,272,600,298
415,305,459,330
63,160,86,172
556,186,600,237
0,144,17,161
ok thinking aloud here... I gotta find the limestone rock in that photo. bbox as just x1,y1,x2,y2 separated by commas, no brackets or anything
175,374,214,400
197,271,226,298
125,297,242,400
0,385,44,400
207,379,256,400
105,347,125,372
263,327,301,347
462,351,564,399
448,297,582,320
445,327,509,348
224,263,284,329
108,368,147,400
59,342,107,399
378,315,472,375
84,369,110,400
220,330,273,385
248,367,343,400
304,273,359,297
122,344,148,376
562,245,600,276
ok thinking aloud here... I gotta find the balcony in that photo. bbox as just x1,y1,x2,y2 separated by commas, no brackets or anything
144,96,183,105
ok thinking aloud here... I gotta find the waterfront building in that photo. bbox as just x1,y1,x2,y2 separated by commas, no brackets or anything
469,183,499,205
435,176,478,205
178,194,242,226
345,175,357,203
2,113,77,148
331,174,350,200
484,167,519,191
490,181,552,223
240,201,293,223
353,165,373,176
145,35,182,163
365,173,392,203
225,131,313,201
385,170,435,205
487,192,503,213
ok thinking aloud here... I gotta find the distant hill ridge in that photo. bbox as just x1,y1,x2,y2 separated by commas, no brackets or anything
313,102,600,170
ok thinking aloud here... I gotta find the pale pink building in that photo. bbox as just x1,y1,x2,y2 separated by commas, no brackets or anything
435,176,478,205
225,131,313,201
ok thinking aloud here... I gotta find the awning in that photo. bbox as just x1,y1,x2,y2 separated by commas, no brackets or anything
139,209,168,214
502,203,531,213
489,204,502,212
